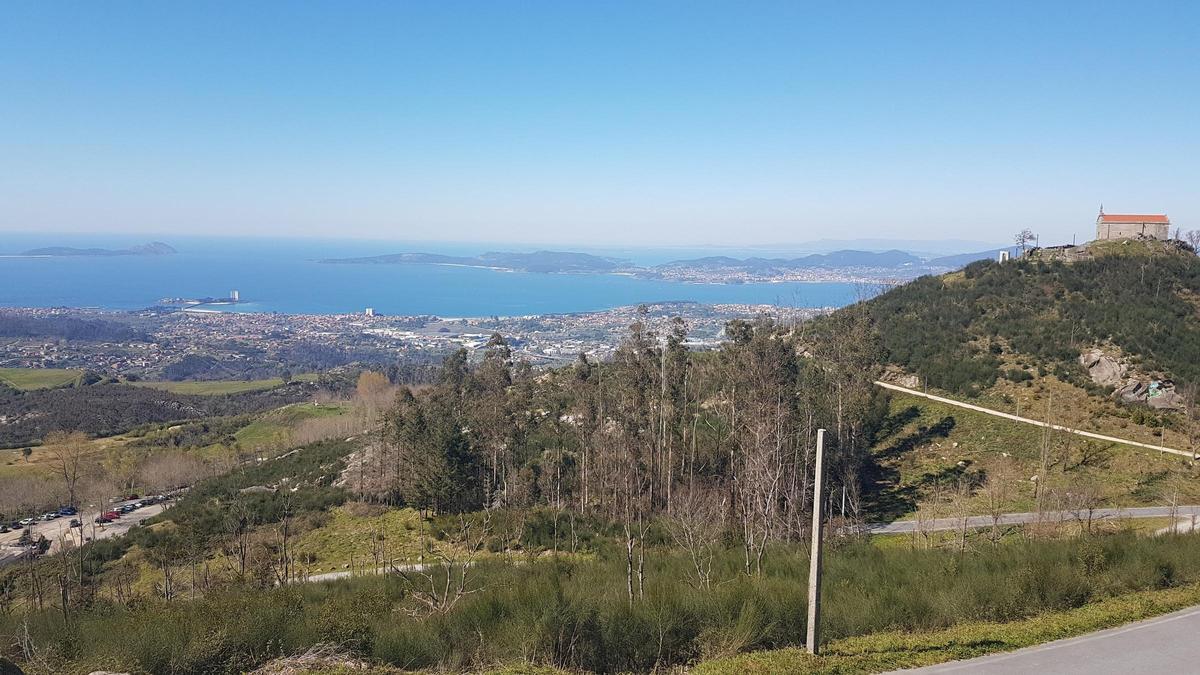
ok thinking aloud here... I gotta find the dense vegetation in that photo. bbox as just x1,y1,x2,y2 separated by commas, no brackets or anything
860,244,1200,395
6,531,1200,673
0,381,321,447
0,314,146,342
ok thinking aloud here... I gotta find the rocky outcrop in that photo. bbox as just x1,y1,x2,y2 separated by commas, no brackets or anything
1113,377,1186,411
1080,349,1127,387
1083,349,1185,411
1113,378,1147,404
1148,384,1187,411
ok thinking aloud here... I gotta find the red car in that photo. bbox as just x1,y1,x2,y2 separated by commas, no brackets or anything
103,511,121,520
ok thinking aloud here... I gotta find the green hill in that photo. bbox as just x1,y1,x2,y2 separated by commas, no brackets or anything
859,239,1200,396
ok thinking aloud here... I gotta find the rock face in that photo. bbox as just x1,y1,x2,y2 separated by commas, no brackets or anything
1080,349,1127,387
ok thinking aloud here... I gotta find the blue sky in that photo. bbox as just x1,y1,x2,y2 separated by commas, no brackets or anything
1,1,1197,247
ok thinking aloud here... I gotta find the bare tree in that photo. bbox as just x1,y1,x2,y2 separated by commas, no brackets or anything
979,459,1019,546
45,431,89,509
1014,228,1036,255
392,513,490,616
1185,229,1200,252
664,485,727,590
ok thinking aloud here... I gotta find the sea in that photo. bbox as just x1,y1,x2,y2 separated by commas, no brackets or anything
0,234,867,317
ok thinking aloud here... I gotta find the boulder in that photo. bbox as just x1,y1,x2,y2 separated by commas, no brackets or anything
1080,349,1126,387
1148,384,1187,411
1113,379,1147,404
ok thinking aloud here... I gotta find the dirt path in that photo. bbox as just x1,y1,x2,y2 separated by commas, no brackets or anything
875,381,1194,459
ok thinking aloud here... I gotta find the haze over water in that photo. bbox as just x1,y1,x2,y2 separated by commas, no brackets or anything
0,235,864,317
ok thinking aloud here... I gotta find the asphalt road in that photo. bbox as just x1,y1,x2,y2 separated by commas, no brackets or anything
866,505,1200,534
895,604,1200,674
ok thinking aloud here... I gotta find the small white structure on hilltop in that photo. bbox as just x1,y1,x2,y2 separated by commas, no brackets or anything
1095,208,1170,241
364,307,375,317
998,250,1011,263
230,289,240,302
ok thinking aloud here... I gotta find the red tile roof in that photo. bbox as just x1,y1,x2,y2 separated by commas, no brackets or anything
1098,214,1169,223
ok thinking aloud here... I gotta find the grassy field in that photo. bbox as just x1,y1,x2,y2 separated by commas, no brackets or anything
0,367,82,390
868,391,1200,521
0,434,127,479
695,581,1200,674
292,504,433,574
129,373,318,395
235,401,349,449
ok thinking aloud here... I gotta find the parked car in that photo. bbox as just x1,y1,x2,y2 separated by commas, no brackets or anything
94,516,112,525
58,506,77,516
69,519,82,528
103,511,121,520
0,524,9,533
19,518,35,527
40,512,58,521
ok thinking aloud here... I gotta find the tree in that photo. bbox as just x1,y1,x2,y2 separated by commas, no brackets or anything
1014,228,1036,255
979,458,1020,546
1186,230,1200,253
665,485,726,590
45,431,88,509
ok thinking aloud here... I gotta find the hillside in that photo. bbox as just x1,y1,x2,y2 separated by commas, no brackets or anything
858,239,1200,397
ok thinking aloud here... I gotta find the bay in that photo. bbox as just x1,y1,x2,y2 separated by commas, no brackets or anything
0,234,865,316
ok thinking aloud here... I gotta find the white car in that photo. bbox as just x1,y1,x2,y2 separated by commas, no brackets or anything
19,518,35,527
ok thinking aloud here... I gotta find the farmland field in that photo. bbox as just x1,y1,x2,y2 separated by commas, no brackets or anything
0,367,81,390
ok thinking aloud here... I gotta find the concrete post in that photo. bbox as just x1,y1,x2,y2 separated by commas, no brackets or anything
807,428,826,655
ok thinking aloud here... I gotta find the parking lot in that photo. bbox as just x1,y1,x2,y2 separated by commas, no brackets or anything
0,496,175,567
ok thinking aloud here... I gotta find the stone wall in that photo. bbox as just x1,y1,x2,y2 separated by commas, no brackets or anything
1096,221,1169,241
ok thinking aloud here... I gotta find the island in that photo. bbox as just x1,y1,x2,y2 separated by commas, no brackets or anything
21,241,177,257
319,247,1002,283
320,250,633,274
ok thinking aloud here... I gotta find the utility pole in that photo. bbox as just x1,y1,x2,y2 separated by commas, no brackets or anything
807,429,826,655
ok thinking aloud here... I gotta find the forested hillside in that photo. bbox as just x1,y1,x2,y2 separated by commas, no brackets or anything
0,381,321,447
858,240,1200,395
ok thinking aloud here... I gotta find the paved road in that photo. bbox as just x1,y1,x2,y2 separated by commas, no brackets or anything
866,505,1200,534
895,604,1200,674
875,381,1194,458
